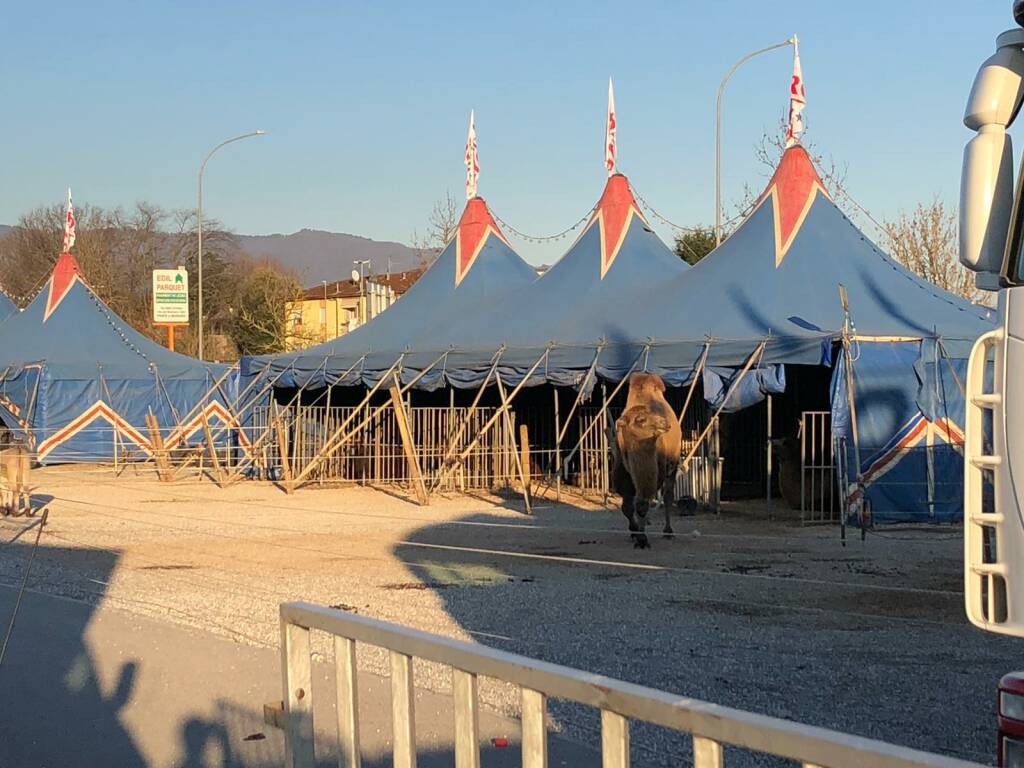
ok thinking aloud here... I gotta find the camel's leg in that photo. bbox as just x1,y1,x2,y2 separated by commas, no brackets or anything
632,498,651,549
19,451,30,514
661,462,678,537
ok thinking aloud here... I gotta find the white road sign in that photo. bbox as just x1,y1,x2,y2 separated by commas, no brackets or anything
153,268,189,323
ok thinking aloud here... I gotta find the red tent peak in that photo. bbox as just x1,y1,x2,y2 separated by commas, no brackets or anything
755,145,829,267
454,196,508,286
44,252,88,321
589,173,646,279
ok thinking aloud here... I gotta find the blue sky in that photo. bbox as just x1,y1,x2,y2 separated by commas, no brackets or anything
0,1,1014,266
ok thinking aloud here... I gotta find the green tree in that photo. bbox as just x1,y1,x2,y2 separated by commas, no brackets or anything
674,227,716,266
231,263,305,355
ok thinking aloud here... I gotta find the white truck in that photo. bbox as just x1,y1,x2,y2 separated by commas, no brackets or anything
961,3,1024,764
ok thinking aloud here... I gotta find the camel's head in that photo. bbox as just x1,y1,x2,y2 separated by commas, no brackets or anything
616,406,670,445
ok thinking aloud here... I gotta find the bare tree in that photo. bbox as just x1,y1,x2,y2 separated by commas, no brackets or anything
408,229,438,268
427,190,460,247
0,199,264,358
884,199,979,302
728,118,854,228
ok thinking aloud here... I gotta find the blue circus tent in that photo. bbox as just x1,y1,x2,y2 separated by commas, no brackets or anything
0,290,16,323
630,145,995,523
633,145,994,370
0,252,233,463
244,195,539,391
438,172,689,386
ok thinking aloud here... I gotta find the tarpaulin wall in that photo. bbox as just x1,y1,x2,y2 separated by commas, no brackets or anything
831,340,967,524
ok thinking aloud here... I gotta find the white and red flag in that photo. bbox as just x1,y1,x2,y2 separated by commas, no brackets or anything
62,188,77,253
785,36,806,147
465,110,479,199
605,78,617,175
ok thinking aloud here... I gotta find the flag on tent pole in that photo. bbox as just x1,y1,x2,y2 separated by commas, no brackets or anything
62,188,76,253
785,36,806,147
605,78,617,176
465,110,479,200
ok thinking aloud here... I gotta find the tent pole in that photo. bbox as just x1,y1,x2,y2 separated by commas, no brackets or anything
221,356,360,482
494,370,532,514
841,334,864,542
290,352,446,491
177,360,274,467
766,393,773,521
553,387,562,502
431,351,504,493
287,355,406,491
556,344,604,448
389,378,429,505
681,341,767,473
560,345,648,473
677,342,711,427
450,350,549,467
601,380,610,506
220,363,325,484
96,367,125,468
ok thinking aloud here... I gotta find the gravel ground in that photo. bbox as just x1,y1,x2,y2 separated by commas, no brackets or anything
1,465,1018,767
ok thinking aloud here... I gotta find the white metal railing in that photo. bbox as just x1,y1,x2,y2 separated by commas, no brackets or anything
272,601,984,768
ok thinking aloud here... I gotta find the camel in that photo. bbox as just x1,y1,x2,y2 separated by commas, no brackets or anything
613,373,681,548
773,434,835,513
0,441,31,516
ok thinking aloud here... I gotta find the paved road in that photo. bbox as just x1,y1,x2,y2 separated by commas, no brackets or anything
0,585,602,767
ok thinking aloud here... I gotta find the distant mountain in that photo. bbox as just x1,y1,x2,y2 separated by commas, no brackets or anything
237,229,430,285
0,224,434,288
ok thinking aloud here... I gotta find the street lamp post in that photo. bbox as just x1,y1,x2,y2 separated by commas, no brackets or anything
354,259,370,325
196,129,266,359
715,36,796,246
322,280,328,340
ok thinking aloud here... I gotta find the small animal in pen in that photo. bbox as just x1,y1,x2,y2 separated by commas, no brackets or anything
772,434,836,513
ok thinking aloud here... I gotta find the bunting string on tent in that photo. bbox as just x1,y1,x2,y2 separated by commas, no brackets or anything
490,206,596,244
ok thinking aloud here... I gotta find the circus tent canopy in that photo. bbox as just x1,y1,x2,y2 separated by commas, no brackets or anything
436,172,690,386
635,145,994,374
0,252,231,463
246,196,539,390
0,290,16,323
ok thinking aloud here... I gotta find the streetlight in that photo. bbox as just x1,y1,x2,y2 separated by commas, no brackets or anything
322,280,328,340
353,260,370,325
196,129,266,359
715,36,796,245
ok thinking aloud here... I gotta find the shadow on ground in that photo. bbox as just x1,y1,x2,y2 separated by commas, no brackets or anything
392,506,1016,767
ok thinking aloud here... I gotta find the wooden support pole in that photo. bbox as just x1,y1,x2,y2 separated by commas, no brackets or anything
680,341,766,473
289,353,446,491
520,423,531,502
495,371,533,515
452,350,548,468
145,413,172,482
555,345,604,447
560,345,647,472
677,342,711,427
389,385,429,506
431,353,503,492
276,415,294,493
202,410,226,486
